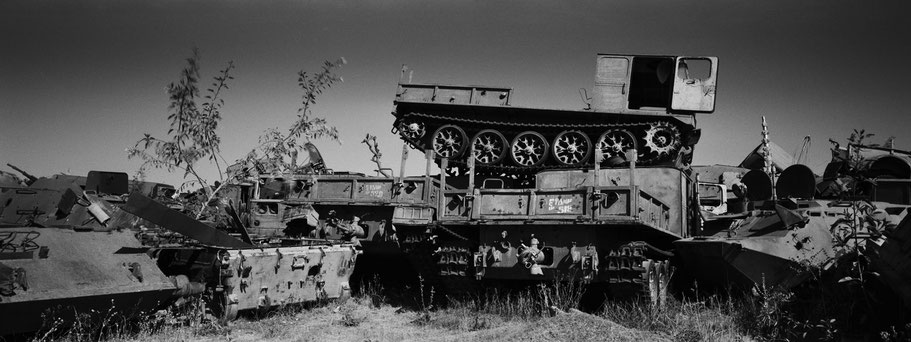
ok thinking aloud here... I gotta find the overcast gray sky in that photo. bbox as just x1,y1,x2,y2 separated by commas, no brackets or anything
2,0,909,186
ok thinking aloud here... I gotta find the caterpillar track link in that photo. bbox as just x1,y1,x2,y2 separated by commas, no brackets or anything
603,242,673,299
399,225,481,297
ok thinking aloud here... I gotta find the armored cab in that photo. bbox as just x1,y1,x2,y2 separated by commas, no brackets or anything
389,54,718,296
392,54,717,175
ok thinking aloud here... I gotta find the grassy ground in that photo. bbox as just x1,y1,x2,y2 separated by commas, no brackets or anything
25,277,911,342
28,279,750,342
103,297,674,342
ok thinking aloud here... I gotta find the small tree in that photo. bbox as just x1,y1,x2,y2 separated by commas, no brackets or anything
127,48,234,218
241,57,346,176
129,51,346,221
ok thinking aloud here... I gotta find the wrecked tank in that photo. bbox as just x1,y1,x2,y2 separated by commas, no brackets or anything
0,171,176,336
387,53,719,297
392,54,716,174
121,193,359,319
675,143,911,291
0,166,360,335
216,140,435,290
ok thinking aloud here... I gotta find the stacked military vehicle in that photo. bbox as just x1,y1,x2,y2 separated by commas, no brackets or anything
6,52,911,336
0,169,358,336
0,171,178,335
226,54,720,299
382,54,719,297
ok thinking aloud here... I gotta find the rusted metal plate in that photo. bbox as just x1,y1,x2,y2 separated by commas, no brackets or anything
476,190,531,217
535,191,587,216
396,84,512,106
674,200,870,290
221,244,358,311
122,192,252,249
392,206,433,224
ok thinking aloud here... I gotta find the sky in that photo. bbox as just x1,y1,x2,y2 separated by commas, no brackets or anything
2,0,910,187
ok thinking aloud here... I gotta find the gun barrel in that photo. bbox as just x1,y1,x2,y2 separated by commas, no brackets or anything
7,163,38,182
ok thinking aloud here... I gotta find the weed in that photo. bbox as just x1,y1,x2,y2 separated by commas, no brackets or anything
880,323,911,341
358,274,387,309
537,274,587,313
338,304,367,327
411,275,435,326
468,314,492,331
601,293,748,341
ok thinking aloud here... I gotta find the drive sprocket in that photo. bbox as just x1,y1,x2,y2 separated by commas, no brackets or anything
642,122,681,157
398,119,426,141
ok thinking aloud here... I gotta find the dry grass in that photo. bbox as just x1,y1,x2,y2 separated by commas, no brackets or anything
23,275,911,342
601,294,750,342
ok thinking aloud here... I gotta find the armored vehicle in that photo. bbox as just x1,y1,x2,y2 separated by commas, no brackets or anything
675,143,911,291
0,171,176,336
122,193,359,320
225,149,446,290
388,54,719,296
393,54,716,176
0,169,360,335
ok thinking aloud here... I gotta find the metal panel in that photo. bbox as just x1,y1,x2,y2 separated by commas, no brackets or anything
397,179,430,203
352,179,394,201
395,84,436,103
671,56,718,112
315,179,355,200
123,193,252,249
222,245,357,311
476,190,530,217
393,206,434,224
593,188,633,217
592,55,630,112
440,192,469,220
248,200,283,237
396,84,512,106
534,190,587,217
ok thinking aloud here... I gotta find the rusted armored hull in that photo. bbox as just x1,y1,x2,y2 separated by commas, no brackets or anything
123,192,361,317
675,202,847,290
0,228,176,336
154,243,358,317
674,198,911,291
222,245,357,311
675,238,822,290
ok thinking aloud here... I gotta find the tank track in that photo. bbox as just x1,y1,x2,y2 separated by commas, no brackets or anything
399,224,481,297
604,242,674,298
393,111,689,174
401,228,673,299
